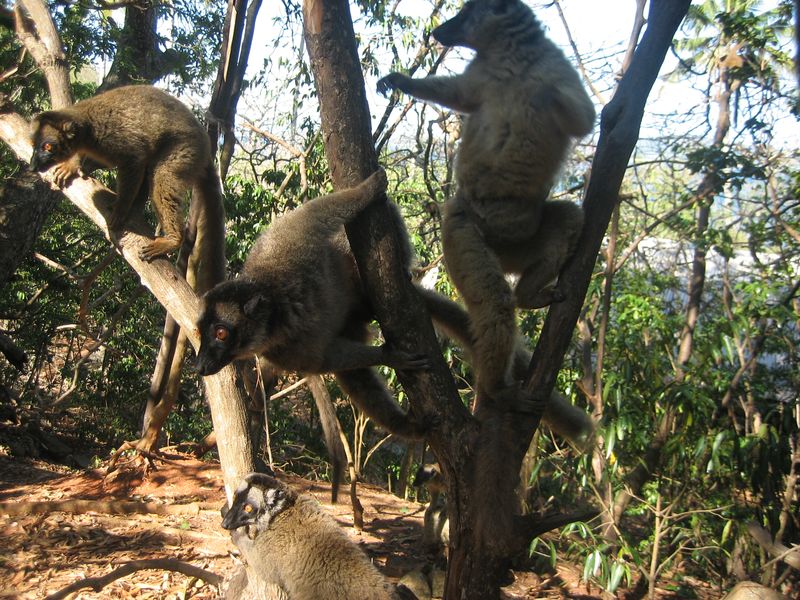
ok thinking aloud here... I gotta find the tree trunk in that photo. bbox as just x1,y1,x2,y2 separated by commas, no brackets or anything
302,0,689,596
14,0,71,109
0,171,62,286
99,2,172,91
137,189,224,453
208,0,263,180
138,0,262,454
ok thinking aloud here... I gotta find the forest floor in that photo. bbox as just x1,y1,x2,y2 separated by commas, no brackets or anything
0,454,720,600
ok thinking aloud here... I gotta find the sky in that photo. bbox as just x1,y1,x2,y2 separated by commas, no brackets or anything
232,0,798,155
243,1,694,143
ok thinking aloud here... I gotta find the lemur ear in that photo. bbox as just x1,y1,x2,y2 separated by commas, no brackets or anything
61,120,78,140
243,293,266,318
489,0,512,13
33,111,71,130
32,112,80,141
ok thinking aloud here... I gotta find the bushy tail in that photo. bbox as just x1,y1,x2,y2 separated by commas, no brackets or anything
420,286,594,447
307,375,347,503
289,168,388,241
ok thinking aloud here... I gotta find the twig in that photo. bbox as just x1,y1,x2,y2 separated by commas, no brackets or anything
553,0,607,104
269,376,308,401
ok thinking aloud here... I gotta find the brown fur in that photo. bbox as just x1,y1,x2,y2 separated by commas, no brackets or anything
30,85,220,261
195,170,431,438
378,0,594,406
222,473,405,600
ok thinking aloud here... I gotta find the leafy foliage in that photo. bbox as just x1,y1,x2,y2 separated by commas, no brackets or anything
1,0,799,595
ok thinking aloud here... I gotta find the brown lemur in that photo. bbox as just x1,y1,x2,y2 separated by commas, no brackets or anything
195,169,433,439
194,164,591,444
30,85,220,262
221,472,412,600
413,463,450,555
378,0,595,408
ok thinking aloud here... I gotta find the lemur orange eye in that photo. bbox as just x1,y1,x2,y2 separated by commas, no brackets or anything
243,504,253,513
214,326,229,342
42,142,53,152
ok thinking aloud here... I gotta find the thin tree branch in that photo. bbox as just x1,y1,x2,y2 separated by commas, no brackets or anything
553,0,607,104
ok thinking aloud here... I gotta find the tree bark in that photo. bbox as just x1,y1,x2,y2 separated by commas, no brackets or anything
301,0,473,478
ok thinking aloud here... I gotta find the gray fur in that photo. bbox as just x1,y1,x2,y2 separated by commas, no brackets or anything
222,473,404,600
196,169,429,438
378,0,595,406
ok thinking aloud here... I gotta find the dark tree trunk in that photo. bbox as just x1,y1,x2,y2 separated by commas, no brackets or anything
304,1,690,597
208,0,263,180
99,3,174,92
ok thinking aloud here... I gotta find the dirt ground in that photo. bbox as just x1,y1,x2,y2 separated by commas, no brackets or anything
0,454,715,600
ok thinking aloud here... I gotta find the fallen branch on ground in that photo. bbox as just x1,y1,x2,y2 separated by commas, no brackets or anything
0,498,216,517
45,558,223,600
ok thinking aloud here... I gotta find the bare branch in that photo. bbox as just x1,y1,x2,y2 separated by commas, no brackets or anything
14,0,72,108
620,0,648,77
45,559,222,600
553,0,607,104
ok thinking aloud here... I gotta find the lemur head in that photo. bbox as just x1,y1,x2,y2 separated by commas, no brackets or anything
432,0,542,52
412,463,447,496
195,279,275,376
221,472,296,540
30,112,85,171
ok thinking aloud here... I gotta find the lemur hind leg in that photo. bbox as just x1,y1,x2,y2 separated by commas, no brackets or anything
442,194,518,409
509,200,584,309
